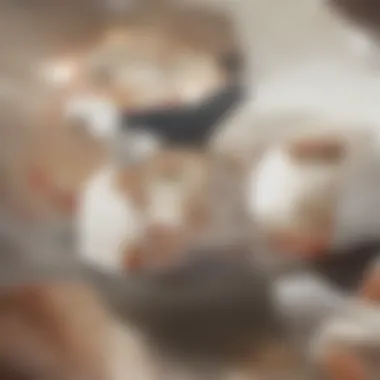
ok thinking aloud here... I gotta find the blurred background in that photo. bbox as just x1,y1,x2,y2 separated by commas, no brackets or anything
2,1,380,379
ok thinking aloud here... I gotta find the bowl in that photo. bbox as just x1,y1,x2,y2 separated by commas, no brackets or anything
122,82,245,147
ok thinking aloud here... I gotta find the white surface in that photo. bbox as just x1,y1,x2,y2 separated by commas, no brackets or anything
66,95,121,139
210,0,380,152
273,274,346,323
76,166,143,272
250,145,339,232
253,61,380,144
206,0,380,247
312,300,380,358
